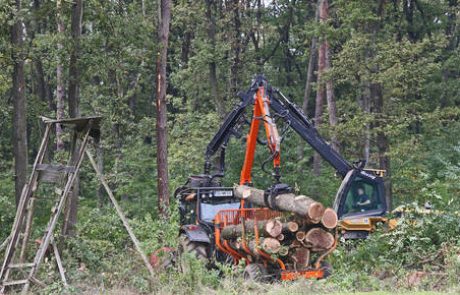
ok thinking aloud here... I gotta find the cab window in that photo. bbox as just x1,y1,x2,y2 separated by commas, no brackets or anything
342,177,383,216
200,200,240,222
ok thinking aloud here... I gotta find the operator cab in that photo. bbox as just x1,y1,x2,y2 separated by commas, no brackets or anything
333,169,387,219
198,189,240,223
177,175,240,225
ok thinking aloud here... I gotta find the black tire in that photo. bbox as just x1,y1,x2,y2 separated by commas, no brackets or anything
320,261,333,278
178,234,209,272
243,263,268,282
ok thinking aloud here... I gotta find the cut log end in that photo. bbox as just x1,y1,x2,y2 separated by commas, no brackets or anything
278,246,289,256
242,188,252,199
265,219,283,238
262,237,281,254
296,231,306,241
287,221,299,232
304,228,335,250
307,202,325,223
321,208,338,229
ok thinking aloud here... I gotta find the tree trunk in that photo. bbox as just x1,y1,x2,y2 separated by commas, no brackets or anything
298,0,320,163
403,0,417,42
11,0,28,207
156,0,171,218
322,0,340,153
301,0,320,115
234,185,326,223
62,0,83,236
96,142,104,208
32,0,53,111
362,81,371,163
313,42,326,176
206,0,225,118
35,60,54,111
281,5,294,86
56,0,65,151
372,83,392,211
365,1,391,211
230,0,241,96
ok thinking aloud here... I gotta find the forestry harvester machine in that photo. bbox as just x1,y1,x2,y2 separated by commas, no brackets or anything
174,75,389,281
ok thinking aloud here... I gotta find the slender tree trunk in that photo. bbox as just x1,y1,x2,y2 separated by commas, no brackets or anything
206,0,225,118
141,0,146,17
322,0,339,153
372,83,392,211
68,0,82,119
302,0,320,115
302,41,317,114
298,0,320,162
62,0,83,236
280,4,293,86
312,0,327,176
56,0,65,151
156,0,171,218
230,0,241,96
362,81,371,163
32,0,53,111
96,142,104,208
403,0,416,42
252,0,262,69
324,47,339,152
11,0,28,207
35,60,54,111
370,0,391,210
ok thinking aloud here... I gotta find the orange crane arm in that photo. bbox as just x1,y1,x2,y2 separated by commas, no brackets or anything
239,86,281,186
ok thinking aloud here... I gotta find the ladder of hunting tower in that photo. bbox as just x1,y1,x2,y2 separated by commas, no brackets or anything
0,117,100,294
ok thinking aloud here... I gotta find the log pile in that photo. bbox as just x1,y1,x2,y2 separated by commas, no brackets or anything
217,185,338,270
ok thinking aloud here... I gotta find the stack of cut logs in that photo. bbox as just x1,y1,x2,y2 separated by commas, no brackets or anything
220,185,338,269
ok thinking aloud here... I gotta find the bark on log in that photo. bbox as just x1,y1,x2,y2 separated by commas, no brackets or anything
321,208,338,229
304,228,335,250
234,185,325,223
221,220,295,240
220,220,265,239
247,240,261,257
293,247,310,268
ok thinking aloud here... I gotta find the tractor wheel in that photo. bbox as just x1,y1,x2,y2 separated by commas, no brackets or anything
178,234,209,272
243,263,268,282
320,261,333,278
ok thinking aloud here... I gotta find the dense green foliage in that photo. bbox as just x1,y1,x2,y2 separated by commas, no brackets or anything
0,0,459,293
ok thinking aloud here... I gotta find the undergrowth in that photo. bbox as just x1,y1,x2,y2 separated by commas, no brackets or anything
20,204,460,294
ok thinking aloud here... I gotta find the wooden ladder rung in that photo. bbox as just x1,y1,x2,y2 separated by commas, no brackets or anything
2,279,28,286
36,164,76,183
36,164,76,173
8,263,35,269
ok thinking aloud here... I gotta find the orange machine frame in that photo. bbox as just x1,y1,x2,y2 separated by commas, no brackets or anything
240,85,281,186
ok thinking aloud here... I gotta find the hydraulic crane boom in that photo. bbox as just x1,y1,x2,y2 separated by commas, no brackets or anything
204,75,351,178
269,87,352,177
203,75,388,221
